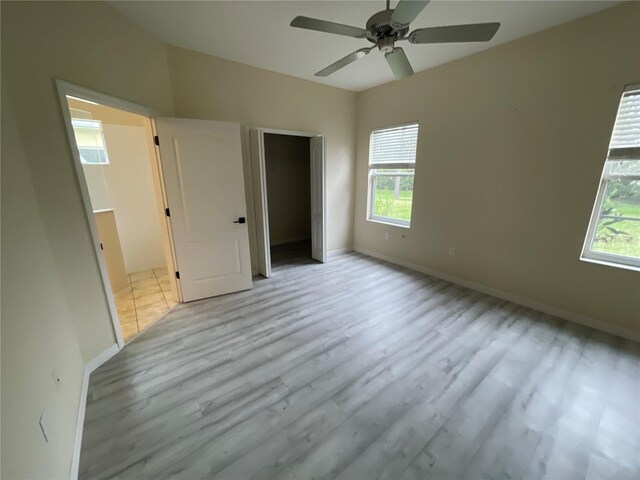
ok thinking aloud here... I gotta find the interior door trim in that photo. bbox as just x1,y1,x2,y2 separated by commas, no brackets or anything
249,126,327,276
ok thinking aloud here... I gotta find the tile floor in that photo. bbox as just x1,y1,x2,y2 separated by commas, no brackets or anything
114,267,177,342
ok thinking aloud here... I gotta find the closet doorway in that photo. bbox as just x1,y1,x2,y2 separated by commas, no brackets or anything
250,128,326,277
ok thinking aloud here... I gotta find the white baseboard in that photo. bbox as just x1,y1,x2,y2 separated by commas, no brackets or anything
70,343,119,480
85,343,120,373
328,246,353,256
353,247,640,342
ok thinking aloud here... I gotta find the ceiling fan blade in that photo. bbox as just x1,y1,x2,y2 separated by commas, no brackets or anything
409,22,500,44
315,48,372,77
385,47,414,80
291,16,367,38
390,0,430,28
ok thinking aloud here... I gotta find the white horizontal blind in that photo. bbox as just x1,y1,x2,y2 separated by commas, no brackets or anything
369,123,419,165
580,84,640,270
608,86,640,160
71,118,110,165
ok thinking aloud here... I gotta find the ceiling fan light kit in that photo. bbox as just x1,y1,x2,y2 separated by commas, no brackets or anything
290,0,500,80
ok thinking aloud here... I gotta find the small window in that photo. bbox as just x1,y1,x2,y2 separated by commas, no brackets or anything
582,85,640,270
71,118,110,165
367,123,418,227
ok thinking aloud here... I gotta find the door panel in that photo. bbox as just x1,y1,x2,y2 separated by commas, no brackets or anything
156,118,252,301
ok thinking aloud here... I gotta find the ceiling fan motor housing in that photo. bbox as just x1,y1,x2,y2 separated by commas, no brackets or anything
365,9,409,51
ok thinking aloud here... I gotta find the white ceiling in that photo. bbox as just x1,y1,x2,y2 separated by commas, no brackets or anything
109,1,621,92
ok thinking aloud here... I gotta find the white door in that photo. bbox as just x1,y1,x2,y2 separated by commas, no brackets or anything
310,136,326,262
156,118,252,302
249,129,271,277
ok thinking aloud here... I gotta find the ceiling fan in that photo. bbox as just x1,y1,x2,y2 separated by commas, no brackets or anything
290,0,500,79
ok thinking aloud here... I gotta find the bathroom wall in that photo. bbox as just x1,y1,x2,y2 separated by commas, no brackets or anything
69,99,167,274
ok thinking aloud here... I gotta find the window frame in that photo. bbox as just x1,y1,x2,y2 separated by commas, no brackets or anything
366,122,419,228
71,118,110,165
581,83,640,272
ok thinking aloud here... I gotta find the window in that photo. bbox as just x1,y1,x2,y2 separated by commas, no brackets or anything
367,123,418,227
71,118,110,165
582,84,640,270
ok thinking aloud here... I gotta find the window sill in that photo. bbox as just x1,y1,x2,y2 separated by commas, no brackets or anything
580,254,640,273
367,217,410,229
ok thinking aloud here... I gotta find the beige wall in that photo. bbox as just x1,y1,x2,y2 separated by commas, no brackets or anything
264,134,311,246
1,2,175,478
354,3,640,337
1,0,175,363
2,87,87,480
166,45,357,271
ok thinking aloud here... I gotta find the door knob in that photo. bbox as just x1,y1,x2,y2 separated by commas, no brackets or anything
233,217,246,224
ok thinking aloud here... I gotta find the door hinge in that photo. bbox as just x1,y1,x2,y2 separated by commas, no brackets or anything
175,271,180,280
165,207,171,217
154,135,160,146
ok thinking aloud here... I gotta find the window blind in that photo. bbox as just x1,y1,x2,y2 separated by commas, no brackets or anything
608,86,640,160
369,123,419,165
71,118,109,165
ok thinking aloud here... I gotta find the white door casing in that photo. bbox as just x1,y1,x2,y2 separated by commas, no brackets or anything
310,136,326,262
250,128,326,274
249,129,272,277
156,118,252,301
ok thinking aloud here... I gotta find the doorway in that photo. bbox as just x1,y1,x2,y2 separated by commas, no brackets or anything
63,96,179,343
58,81,254,348
250,128,327,277
264,133,312,264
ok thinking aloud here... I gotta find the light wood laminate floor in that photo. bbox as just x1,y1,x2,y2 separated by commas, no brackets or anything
80,243,640,479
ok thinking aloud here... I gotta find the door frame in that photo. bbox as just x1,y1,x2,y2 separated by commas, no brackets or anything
55,79,179,349
249,127,327,277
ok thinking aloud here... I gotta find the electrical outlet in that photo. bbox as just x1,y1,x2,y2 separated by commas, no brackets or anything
39,413,49,443
384,232,390,240
448,247,456,256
